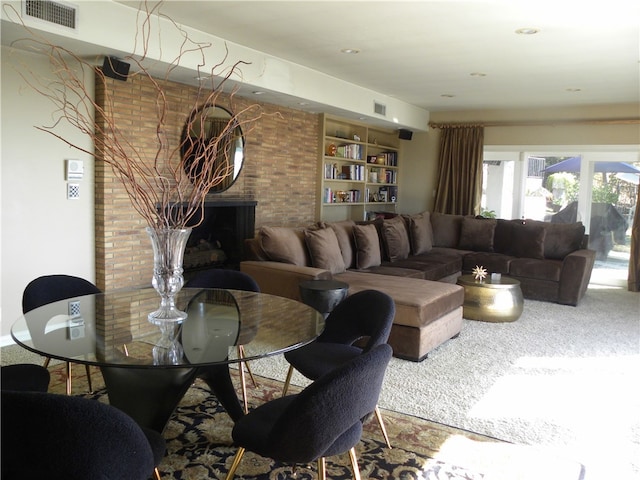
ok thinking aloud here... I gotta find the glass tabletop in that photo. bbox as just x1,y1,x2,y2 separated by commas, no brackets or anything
11,288,323,369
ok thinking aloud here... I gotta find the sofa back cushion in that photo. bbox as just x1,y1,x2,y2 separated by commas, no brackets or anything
510,222,546,259
353,224,382,269
493,219,514,254
458,217,497,252
260,226,309,266
326,220,357,269
406,212,433,255
304,228,346,274
431,213,464,248
381,216,411,262
531,220,586,259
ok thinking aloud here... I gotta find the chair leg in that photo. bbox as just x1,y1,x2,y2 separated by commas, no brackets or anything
348,447,362,480
43,357,51,368
374,405,392,448
225,447,245,480
317,457,326,480
237,359,248,414
65,362,72,395
85,364,93,393
153,467,162,480
238,345,257,387
282,365,294,397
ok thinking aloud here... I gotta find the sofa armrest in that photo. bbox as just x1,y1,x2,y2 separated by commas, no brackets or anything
240,261,332,301
558,249,596,306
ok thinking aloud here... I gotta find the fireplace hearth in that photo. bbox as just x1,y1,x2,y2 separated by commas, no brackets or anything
183,199,256,275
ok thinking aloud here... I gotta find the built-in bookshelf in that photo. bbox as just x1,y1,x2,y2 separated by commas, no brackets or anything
318,114,401,222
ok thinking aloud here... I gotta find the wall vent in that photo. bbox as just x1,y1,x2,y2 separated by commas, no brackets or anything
23,0,77,30
373,101,386,116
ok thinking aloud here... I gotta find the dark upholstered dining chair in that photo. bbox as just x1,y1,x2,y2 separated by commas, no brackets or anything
225,343,393,480
22,274,102,395
282,289,395,448
1,390,166,480
184,269,260,413
0,364,50,392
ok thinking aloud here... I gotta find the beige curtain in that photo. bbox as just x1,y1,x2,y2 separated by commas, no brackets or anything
628,186,640,292
433,126,484,215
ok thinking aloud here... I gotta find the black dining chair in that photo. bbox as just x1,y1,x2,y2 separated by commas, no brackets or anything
0,364,50,392
185,269,260,413
282,289,395,448
1,390,166,480
22,274,102,395
225,343,393,480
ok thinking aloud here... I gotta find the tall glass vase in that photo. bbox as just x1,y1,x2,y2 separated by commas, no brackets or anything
146,227,192,325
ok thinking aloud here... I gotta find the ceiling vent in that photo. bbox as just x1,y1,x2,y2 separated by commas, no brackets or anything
23,0,78,30
373,101,386,116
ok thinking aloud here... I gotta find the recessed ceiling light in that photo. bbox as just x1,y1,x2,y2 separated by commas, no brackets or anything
298,101,309,106
515,27,539,35
194,75,211,81
340,48,360,54
470,72,487,77
252,91,266,95
566,88,582,92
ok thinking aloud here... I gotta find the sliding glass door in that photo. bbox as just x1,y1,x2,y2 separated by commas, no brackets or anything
482,149,639,287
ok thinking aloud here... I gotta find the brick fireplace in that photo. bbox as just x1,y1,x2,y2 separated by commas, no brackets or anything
94,72,319,292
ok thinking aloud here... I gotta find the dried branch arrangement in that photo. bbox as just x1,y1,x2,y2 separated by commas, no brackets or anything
5,1,266,229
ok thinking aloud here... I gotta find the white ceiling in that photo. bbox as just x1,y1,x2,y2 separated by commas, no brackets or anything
126,0,640,113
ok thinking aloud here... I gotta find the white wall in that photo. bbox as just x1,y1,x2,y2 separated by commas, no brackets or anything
1,46,95,341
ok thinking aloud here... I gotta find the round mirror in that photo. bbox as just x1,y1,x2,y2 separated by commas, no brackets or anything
181,105,244,192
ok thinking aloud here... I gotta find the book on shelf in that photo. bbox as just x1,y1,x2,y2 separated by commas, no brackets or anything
339,164,364,181
374,151,398,166
335,143,362,160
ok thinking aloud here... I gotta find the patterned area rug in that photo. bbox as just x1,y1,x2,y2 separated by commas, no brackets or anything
46,365,583,480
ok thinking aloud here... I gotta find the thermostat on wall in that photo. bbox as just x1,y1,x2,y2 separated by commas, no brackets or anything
66,159,84,180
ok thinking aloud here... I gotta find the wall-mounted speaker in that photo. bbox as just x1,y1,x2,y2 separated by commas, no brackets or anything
398,129,413,140
102,56,130,81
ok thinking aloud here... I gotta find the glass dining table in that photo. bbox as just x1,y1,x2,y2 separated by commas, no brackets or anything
11,287,323,432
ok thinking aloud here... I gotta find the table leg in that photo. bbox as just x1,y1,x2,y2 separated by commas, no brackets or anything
196,364,245,421
100,366,197,433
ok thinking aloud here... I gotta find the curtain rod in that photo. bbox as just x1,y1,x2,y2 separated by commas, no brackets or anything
428,118,640,129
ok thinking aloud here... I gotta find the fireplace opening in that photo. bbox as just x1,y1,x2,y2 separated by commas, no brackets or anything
183,200,256,275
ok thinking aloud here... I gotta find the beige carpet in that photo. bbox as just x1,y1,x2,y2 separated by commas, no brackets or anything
248,285,640,480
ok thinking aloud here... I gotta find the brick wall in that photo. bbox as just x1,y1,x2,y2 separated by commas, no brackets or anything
95,73,319,291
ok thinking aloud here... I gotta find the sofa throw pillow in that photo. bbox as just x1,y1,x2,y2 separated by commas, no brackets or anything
541,222,585,259
458,217,497,252
493,219,514,254
407,211,433,255
510,222,546,259
304,228,346,274
353,224,382,269
260,226,309,266
381,216,411,262
327,220,356,269
431,212,464,248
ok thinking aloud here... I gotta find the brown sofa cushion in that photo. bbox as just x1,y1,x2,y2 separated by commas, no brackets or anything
260,226,309,266
381,216,410,262
326,220,356,268
304,228,346,274
458,217,497,252
353,224,382,269
406,212,433,255
510,222,546,259
431,212,464,248
537,221,585,259
493,219,515,254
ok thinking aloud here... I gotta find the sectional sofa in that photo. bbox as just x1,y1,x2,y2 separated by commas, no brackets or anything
241,212,595,361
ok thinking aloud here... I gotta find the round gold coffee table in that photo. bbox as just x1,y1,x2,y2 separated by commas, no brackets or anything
456,274,524,322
